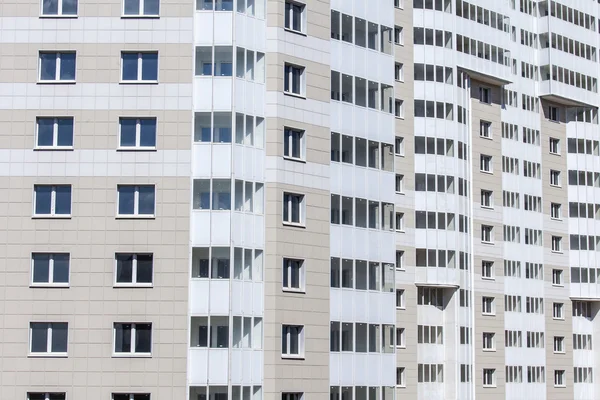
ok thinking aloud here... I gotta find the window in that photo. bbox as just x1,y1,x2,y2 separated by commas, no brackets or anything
282,394,303,400
481,190,493,208
283,192,305,225
396,367,406,387
483,369,496,387
480,120,492,138
121,52,158,82
396,328,405,348
480,154,493,173
123,0,159,16
479,87,491,103
282,325,304,357
552,269,563,286
284,1,305,33
482,297,495,315
482,261,494,279
118,117,157,149
28,394,66,400
396,289,405,309
395,174,404,193
553,303,564,319
395,136,405,156
30,322,68,355
481,225,494,243
554,336,565,353
394,0,404,8
554,370,565,387
112,395,151,400
394,26,404,45
550,170,561,186
549,106,559,122
31,253,69,286
40,0,77,16
395,63,404,81
39,51,76,82
551,203,561,220
33,185,71,217
395,212,404,231
117,185,156,217
551,236,562,252
283,258,305,292
483,332,496,350
284,63,305,96
283,127,305,160
396,250,405,270
115,254,153,286
36,117,73,149
550,138,560,154
113,323,152,355
395,99,405,118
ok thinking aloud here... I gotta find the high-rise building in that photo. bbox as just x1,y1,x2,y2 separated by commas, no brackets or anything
1,0,599,399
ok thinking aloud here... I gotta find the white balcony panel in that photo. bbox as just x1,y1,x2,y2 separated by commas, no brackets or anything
210,212,231,245
213,78,234,110
243,82,256,115
414,267,460,287
230,349,262,385
253,215,265,248
193,144,212,177
212,145,232,177
330,352,396,387
353,229,369,260
209,280,230,314
194,78,214,110
208,348,229,384
192,211,211,245
330,288,342,321
213,13,233,45
253,282,264,315
190,280,210,315
188,348,209,385
194,13,215,45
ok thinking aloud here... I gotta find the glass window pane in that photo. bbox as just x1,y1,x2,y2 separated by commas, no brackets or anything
56,118,73,146
141,53,158,81
32,254,50,283
35,186,52,214
136,254,153,283
31,323,49,352
37,118,54,146
52,254,70,283
116,254,134,283
62,0,78,14
135,324,152,352
51,323,68,352
55,186,71,215
124,0,141,15
118,186,136,214
138,186,156,215
40,53,57,80
140,119,157,147
144,0,160,15
122,53,139,80
43,0,59,14
120,119,137,147
115,323,132,352
59,53,76,80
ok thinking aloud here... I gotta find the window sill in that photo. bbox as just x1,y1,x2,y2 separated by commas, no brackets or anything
395,153,405,157
121,14,160,19
119,80,159,85
395,79,405,83
283,91,306,100
395,191,405,195
479,135,493,140
482,348,496,352
282,288,306,294
395,115,405,120
481,205,494,210
482,312,496,316
552,283,564,288
281,355,305,360
479,101,492,106
554,385,566,388
549,152,561,156
28,353,68,358
551,250,563,254
396,267,405,272
37,80,76,85
115,215,156,220
32,215,72,219
549,184,562,188
284,27,307,37
34,146,74,151
550,217,562,221
282,222,306,229
481,277,495,281
283,156,306,164
396,306,406,310
482,385,497,388
395,229,405,233
481,241,494,245
395,345,406,349
553,317,565,321
395,385,406,388
116,147,158,152
112,353,152,358
30,283,70,288
553,350,566,354
480,170,494,175
114,284,154,288
39,14,78,18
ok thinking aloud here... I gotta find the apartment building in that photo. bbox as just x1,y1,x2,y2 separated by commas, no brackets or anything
0,0,600,399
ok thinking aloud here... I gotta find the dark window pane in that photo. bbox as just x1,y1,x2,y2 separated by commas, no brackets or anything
114,324,132,352
118,186,136,214
37,118,54,146
122,53,139,80
55,186,72,215
133,395,150,400
51,323,68,352
31,323,48,352
35,186,52,214
138,186,155,215
135,324,152,353
53,254,70,283
136,254,153,283
144,0,160,15
120,119,137,147
124,0,140,15
42,0,59,14
116,254,134,283
32,254,50,283
59,53,76,80
141,53,158,81
28,394,46,400
49,394,67,400
139,119,157,147
112,395,129,400
62,0,78,14
40,53,57,80
56,118,73,146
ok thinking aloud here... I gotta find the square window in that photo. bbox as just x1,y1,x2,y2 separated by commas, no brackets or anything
112,395,151,400
282,258,305,292
283,127,305,160
36,117,73,148
483,332,495,350
550,137,560,154
117,185,156,217
482,296,495,315
551,203,562,219
115,254,153,286
394,0,404,8
33,185,72,217
284,63,305,96
284,1,305,33
552,269,563,286
39,51,76,82
482,260,494,279
282,192,305,225
481,189,493,208
480,120,492,138
281,325,304,357
30,322,68,355
121,52,158,82
113,323,152,355
395,174,404,193
28,394,67,400
40,0,78,16
31,253,70,286
123,0,159,16
119,118,157,149
553,302,564,319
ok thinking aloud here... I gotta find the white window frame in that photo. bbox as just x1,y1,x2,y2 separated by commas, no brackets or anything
479,87,491,104
120,51,159,83
27,393,67,400
396,289,405,309
483,368,496,387
480,154,493,173
553,302,564,320
481,189,493,208
281,324,305,358
481,260,494,280
395,63,404,82
284,0,306,34
550,202,562,220
282,257,305,292
549,137,560,155
396,250,405,270
553,336,565,353
282,192,305,226
396,367,406,387
395,212,405,232
554,370,565,387
118,117,157,150
480,120,492,138
395,174,405,194
283,127,306,161
29,322,68,356
395,99,405,119
281,393,304,400
395,136,405,156
116,185,156,218
396,328,405,348
33,184,72,218
551,235,562,252
481,225,494,244
549,106,559,122
482,297,495,315
122,0,160,17
550,170,561,187
114,253,154,287
394,25,404,45
283,63,305,97
38,51,76,83
552,269,563,286
394,0,404,9
483,332,496,351
40,0,78,17
30,253,70,287
113,322,152,357
35,117,74,149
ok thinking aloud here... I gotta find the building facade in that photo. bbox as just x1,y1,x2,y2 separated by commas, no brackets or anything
0,0,599,399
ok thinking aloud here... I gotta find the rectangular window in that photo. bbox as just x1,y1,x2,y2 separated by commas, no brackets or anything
281,394,303,400
480,154,493,173
552,269,563,286
396,289,405,309
482,297,495,315
282,325,304,357
115,254,153,286
31,253,69,286
396,328,405,348
483,332,496,350
483,369,496,387
480,120,492,138
30,322,68,355
395,99,405,118
551,203,561,219
33,185,72,217
396,250,405,270
113,323,152,355
482,261,494,279
553,336,565,353
549,106,559,122
394,26,404,45
121,52,158,82
112,395,151,400
282,258,305,292
395,63,404,81
550,170,561,186
395,136,405,156
395,212,404,231
41,0,78,16
481,225,494,243
119,118,157,149
552,236,562,252
395,174,404,193
28,394,67,400
39,51,76,82
123,0,159,16
284,1,305,33
396,367,406,386
554,370,565,387
284,63,305,96
479,87,491,103
117,185,156,217
553,302,564,319
549,137,560,154
36,117,74,149
481,189,493,208
283,192,305,225
283,127,305,160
